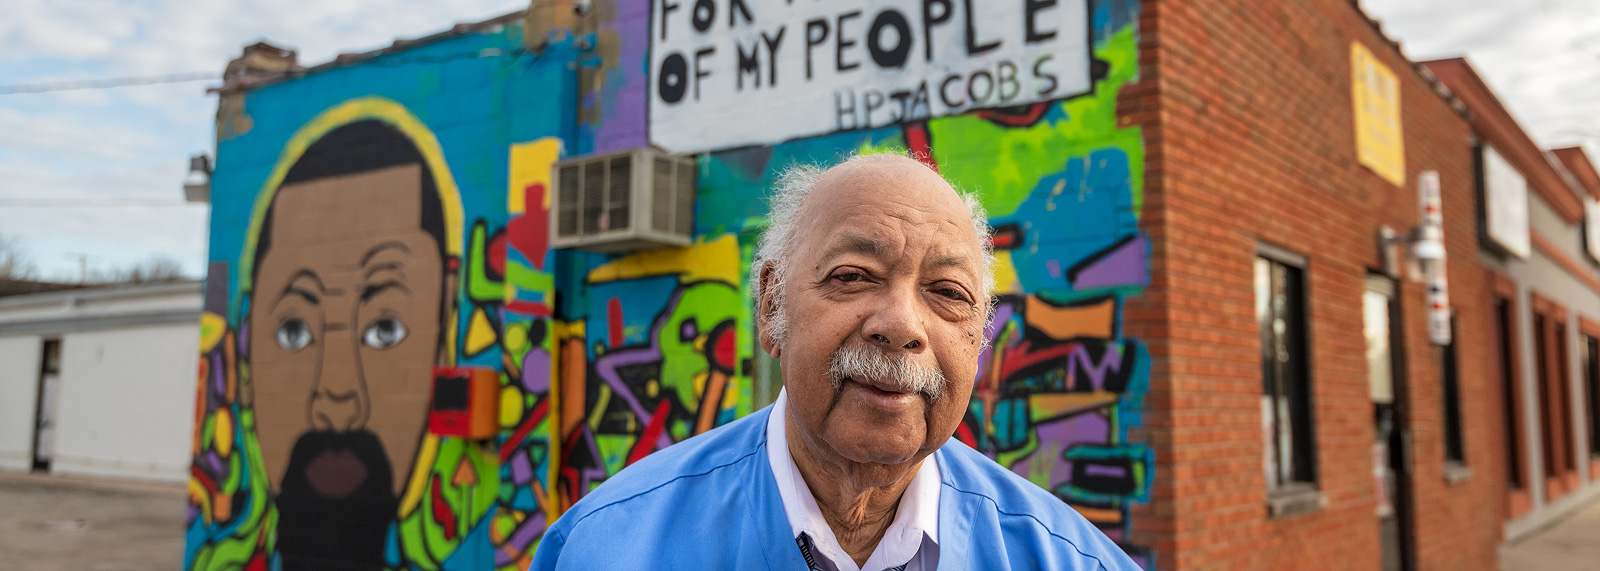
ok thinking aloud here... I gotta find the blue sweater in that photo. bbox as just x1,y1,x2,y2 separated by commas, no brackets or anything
530,404,1142,570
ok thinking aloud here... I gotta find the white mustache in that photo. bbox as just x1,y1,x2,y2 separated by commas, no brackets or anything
827,344,947,402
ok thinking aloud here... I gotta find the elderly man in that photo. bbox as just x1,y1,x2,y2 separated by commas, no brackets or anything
530,154,1140,570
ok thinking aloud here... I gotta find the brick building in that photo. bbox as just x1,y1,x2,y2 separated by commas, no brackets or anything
182,1,1595,570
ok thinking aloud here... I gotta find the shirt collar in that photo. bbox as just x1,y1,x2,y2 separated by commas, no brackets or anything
766,389,940,571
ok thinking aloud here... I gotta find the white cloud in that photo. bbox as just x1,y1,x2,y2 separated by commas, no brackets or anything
1362,0,1600,155
0,0,525,282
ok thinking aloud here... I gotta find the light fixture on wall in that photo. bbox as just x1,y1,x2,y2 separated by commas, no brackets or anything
1377,171,1451,345
183,154,212,203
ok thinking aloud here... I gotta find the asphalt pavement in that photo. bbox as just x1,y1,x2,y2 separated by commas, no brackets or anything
0,470,186,571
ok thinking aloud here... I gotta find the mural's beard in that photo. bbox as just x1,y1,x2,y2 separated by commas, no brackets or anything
275,430,396,571
827,344,947,403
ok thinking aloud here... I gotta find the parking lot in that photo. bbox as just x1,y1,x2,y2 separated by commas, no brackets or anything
0,471,185,571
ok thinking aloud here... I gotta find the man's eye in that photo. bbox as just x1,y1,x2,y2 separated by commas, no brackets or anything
833,271,864,283
936,288,967,301
276,318,313,352
362,318,408,349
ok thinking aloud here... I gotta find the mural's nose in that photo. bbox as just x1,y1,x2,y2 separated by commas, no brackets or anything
309,387,363,432
310,322,367,432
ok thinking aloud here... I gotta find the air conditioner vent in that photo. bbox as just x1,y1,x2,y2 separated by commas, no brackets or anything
551,148,696,253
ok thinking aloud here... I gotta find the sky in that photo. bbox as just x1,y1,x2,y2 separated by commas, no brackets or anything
0,0,1595,282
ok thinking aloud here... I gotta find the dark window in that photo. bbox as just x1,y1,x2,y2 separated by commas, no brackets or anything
1496,298,1523,489
1585,334,1600,458
1256,254,1315,489
1442,316,1466,464
1534,314,1555,478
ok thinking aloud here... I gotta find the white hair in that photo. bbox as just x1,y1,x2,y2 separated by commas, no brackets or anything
752,152,997,346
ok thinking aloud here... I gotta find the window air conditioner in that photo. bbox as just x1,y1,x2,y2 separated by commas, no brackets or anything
550,148,696,253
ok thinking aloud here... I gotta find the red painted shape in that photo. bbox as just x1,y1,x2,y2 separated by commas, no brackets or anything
191,465,218,494
955,421,978,448
508,183,551,270
506,301,553,317
487,231,508,278
499,399,549,463
904,123,938,172
430,476,458,540
244,553,267,571
711,326,737,372
607,297,624,348
626,400,672,467
998,341,1080,380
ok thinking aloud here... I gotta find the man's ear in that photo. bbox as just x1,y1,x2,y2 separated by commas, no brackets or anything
755,261,781,359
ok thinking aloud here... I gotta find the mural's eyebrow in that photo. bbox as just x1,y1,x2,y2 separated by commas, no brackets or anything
276,269,324,308
364,260,406,279
361,241,412,266
360,280,411,302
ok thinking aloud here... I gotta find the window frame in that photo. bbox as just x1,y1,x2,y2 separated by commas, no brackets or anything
1256,244,1319,501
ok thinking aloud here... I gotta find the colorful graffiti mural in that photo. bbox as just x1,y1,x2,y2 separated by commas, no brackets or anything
691,0,1152,565
192,0,1148,568
188,21,579,570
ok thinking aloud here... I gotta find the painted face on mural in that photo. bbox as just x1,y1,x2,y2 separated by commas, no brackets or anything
759,154,988,485
246,120,450,568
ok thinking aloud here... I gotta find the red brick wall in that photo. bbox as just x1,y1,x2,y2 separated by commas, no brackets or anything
1138,0,1503,569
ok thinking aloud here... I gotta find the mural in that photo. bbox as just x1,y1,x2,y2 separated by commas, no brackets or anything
691,0,1153,565
191,0,1149,568
187,23,578,571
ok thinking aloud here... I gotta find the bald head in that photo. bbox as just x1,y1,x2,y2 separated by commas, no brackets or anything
753,152,994,346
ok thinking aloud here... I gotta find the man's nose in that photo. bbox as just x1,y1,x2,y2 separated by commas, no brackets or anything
308,321,367,432
859,283,929,351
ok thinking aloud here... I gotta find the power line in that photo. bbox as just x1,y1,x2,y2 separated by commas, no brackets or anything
0,72,217,95
0,198,195,208
0,47,531,96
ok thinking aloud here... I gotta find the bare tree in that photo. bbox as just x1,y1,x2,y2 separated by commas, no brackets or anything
0,235,37,280
94,256,191,284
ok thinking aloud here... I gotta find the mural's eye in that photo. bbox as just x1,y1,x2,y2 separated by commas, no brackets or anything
362,318,408,349
276,318,313,352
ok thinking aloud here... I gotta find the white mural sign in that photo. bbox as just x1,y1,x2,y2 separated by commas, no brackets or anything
1483,144,1531,259
648,0,1092,153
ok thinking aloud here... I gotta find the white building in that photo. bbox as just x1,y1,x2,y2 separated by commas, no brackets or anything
0,281,201,482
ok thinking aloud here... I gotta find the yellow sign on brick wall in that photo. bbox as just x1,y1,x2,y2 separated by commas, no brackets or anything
1352,42,1405,186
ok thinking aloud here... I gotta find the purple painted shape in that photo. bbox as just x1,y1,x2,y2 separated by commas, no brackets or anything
593,345,662,421
591,0,651,153
187,505,199,524
497,511,548,565
205,451,225,475
1085,464,1128,478
1021,412,1112,486
520,349,551,394
209,352,224,396
511,449,534,485
976,302,1016,374
1072,236,1148,289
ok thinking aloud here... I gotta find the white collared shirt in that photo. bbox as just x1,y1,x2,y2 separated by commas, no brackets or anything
766,390,941,571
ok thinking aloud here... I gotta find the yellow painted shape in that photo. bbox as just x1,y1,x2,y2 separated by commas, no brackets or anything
587,234,740,285
199,312,225,352
1351,42,1405,186
1029,391,1119,422
465,309,498,356
1024,296,1116,339
214,408,234,456
992,251,1023,295
499,386,524,428
399,436,440,516
504,323,529,354
188,479,213,525
508,138,562,215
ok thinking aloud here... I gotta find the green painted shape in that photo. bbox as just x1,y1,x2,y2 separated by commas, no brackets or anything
930,28,1144,219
